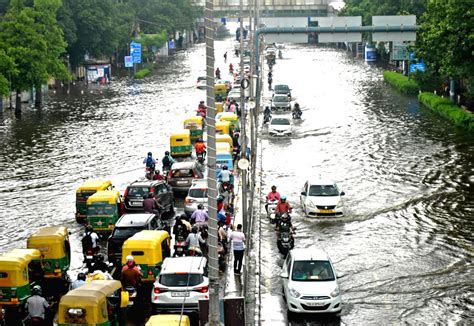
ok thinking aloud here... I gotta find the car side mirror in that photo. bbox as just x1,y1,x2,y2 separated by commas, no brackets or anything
301,192,306,196
340,191,345,196
280,271,289,278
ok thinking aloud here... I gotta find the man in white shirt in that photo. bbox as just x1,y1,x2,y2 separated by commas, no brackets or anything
230,224,245,274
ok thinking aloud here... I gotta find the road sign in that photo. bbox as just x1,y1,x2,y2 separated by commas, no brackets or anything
392,44,410,61
316,16,362,43
124,56,133,68
372,15,416,42
238,159,249,170
409,61,426,73
130,41,142,64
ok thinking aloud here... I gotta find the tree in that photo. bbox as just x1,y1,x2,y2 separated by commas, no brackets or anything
0,50,16,97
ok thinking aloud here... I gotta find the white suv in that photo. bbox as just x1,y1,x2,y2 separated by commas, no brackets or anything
184,180,208,217
300,179,345,217
151,256,208,312
281,248,342,314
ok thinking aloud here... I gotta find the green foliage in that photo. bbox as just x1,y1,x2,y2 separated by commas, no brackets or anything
0,50,16,96
383,71,419,95
134,68,151,79
417,1,474,81
133,32,167,49
418,92,474,130
411,68,443,92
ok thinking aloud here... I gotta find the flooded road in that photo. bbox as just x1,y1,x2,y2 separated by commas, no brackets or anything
258,45,474,324
0,38,473,325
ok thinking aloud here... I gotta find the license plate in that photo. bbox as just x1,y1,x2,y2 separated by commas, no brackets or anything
171,292,189,297
320,209,335,213
305,301,327,307
132,201,142,206
177,181,188,185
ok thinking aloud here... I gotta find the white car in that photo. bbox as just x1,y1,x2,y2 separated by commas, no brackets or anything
196,76,206,89
281,248,342,314
269,116,292,136
152,256,208,312
300,180,345,217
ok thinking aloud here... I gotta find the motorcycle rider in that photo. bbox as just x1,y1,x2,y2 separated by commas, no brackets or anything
293,102,302,118
121,255,142,288
194,138,206,158
275,195,292,218
90,253,110,273
191,204,209,227
173,216,189,239
197,101,206,118
217,165,232,192
162,151,176,173
215,67,221,79
26,285,49,326
265,185,281,213
276,211,296,233
143,152,156,175
229,63,234,74
180,213,192,232
142,192,161,215
70,273,87,290
186,226,206,254
152,169,164,181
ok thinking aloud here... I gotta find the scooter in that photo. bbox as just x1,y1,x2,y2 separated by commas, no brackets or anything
277,229,294,255
174,235,187,257
84,249,97,272
187,246,203,257
267,200,278,223
145,166,154,180
264,112,272,124
292,110,302,120
197,152,205,164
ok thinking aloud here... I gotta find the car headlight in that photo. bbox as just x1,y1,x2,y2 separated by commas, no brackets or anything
330,286,340,298
306,201,316,208
288,287,301,298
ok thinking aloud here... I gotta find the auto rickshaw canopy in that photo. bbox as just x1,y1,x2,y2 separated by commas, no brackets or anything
27,226,69,260
0,249,41,286
146,314,191,326
215,102,224,113
216,142,232,155
216,120,231,135
121,230,170,265
183,116,204,128
76,180,112,193
219,112,239,128
214,83,227,94
86,190,121,205
58,280,125,325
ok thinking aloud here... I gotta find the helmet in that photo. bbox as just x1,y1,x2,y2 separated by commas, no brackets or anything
217,195,224,202
197,204,204,210
282,213,289,220
148,152,152,156
197,138,203,142
271,185,276,191
32,285,42,295
281,196,287,201
165,151,170,155
222,165,228,170
96,253,104,262
77,273,86,281
126,255,134,264
192,226,198,234
200,100,204,103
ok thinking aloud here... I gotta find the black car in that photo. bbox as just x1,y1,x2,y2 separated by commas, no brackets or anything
107,213,162,266
123,180,174,214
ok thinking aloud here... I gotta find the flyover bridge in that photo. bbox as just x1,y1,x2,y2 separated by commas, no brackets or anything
192,0,334,17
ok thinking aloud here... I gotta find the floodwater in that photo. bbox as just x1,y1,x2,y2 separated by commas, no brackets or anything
0,38,472,325
257,45,474,325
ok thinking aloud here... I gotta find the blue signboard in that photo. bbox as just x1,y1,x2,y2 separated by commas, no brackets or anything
221,17,226,25
130,41,142,64
168,40,175,50
409,62,426,73
124,56,133,68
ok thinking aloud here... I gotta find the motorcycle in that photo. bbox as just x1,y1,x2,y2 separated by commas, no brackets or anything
292,110,302,120
220,181,233,194
197,152,205,164
162,166,170,180
84,249,97,273
277,229,294,255
264,112,272,124
125,286,138,307
145,166,155,180
174,235,187,257
187,246,203,257
267,200,278,223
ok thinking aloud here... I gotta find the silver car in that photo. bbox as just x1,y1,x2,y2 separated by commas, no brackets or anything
271,94,291,112
184,180,208,217
167,161,205,193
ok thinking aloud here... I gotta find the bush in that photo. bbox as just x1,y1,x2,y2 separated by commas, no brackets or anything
411,69,444,92
418,92,474,130
383,71,419,95
134,68,151,79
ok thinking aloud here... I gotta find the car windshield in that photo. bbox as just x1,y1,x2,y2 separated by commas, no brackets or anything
127,187,150,197
189,188,207,198
172,169,194,178
197,77,205,81
112,227,145,238
308,185,339,196
275,85,289,92
271,118,290,126
274,96,289,103
159,273,204,287
291,260,335,282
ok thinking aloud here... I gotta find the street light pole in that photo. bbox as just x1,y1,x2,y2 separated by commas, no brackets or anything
204,0,220,325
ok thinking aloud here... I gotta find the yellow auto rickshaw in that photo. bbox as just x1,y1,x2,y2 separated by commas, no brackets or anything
146,314,191,326
0,249,42,307
76,180,113,223
183,116,204,142
216,133,233,149
86,190,124,233
214,84,227,102
216,120,231,135
170,129,192,157
27,226,71,280
58,280,128,326
216,142,232,155
219,112,239,130
121,230,170,283
215,102,224,113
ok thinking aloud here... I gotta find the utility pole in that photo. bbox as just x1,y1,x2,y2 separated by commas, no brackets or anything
204,0,220,325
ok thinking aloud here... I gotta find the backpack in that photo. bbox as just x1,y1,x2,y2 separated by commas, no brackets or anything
162,156,170,167
82,232,93,250
146,156,154,168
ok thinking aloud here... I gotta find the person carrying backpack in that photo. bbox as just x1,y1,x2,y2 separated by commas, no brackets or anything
82,225,99,255
162,151,175,172
143,152,156,170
